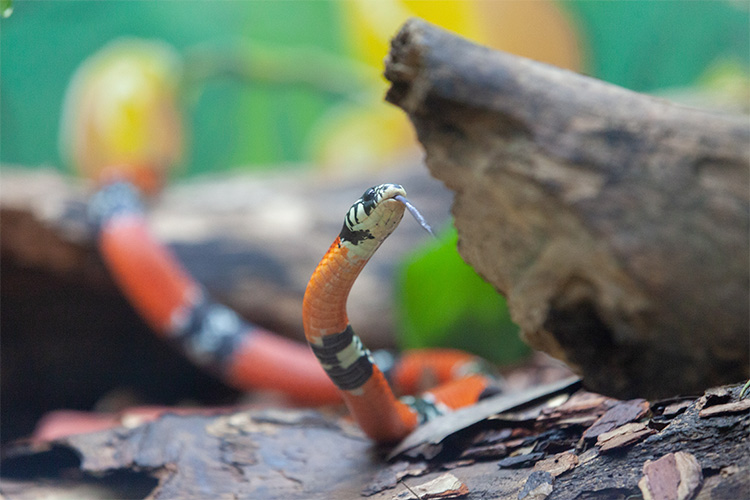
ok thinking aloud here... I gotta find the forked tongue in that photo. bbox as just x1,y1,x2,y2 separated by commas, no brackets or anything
393,194,435,237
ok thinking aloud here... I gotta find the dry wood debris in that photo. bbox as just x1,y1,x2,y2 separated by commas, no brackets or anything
638,452,703,500
1,382,748,499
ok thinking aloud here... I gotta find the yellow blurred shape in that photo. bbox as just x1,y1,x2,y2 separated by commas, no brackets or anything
341,0,581,72
341,0,480,70
308,103,417,173
60,39,184,195
474,1,582,72
326,1,582,173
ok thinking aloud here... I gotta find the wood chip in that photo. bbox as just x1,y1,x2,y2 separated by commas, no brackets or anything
538,391,615,422
661,400,692,417
533,451,579,477
577,447,600,466
696,387,732,411
698,398,750,418
459,442,507,460
393,473,469,500
674,452,703,500
497,452,545,469
362,460,429,496
389,377,581,460
582,399,649,441
638,452,703,500
596,422,655,452
470,427,513,446
518,470,554,500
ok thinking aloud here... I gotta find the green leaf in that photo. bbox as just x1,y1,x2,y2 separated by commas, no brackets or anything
397,226,530,365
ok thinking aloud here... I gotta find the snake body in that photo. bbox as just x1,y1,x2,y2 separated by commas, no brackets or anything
303,184,495,443
90,181,340,405
90,180,496,442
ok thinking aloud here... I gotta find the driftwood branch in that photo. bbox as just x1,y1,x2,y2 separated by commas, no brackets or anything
384,18,750,399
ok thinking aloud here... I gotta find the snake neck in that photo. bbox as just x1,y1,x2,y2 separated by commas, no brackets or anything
302,236,371,342
302,194,405,396
303,196,404,341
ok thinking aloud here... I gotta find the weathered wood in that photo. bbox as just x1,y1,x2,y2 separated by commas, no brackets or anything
384,18,750,399
389,376,581,459
2,383,748,499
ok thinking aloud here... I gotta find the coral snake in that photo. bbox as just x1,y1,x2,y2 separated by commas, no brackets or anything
89,178,498,443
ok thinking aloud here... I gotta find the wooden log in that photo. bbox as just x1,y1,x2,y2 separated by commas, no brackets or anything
384,18,750,399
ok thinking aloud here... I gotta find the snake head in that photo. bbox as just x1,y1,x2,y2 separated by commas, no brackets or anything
340,184,406,247
358,184,405,213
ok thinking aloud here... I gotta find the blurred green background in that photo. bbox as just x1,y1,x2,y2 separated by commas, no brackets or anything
3,1,747,174
2,0,748,364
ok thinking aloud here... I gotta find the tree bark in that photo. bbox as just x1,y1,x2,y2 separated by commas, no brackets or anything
2,383,748,500
383,18,750,399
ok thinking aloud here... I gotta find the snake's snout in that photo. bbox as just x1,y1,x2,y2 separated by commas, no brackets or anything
344,183,434,239
359,183,406,211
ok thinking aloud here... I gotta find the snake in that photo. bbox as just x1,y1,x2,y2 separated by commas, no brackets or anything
89,179,497,442
303,183,497,443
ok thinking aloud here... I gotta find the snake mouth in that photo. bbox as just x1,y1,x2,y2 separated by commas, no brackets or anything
341,184,434,244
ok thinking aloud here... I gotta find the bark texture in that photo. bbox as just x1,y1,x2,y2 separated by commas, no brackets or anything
2,383,748,500
384,18,750,399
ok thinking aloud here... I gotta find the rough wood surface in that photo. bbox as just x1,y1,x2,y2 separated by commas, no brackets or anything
2,383,748,500
383,18,750,399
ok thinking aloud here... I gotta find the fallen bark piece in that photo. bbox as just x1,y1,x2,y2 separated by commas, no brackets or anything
661,401,692,418
698,387,732,409
532,451,579,478
458,442,508,461
389,377,580,459
518,471,554,500
497,453,545,469
393,473,469,500
673,453,703,500
698,398,750,418
597,422,656,452
362,460,430,497
638,452,703,500
582,399,650,441
537,390,616,427
696,387,733,411
384,18,750,399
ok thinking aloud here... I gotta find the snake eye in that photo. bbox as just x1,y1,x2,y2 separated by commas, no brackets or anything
361,187,377,203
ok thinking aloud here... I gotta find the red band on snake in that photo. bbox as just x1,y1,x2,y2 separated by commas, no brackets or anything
89,181,340,405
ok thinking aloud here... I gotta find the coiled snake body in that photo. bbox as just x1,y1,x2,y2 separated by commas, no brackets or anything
90,180,496,443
